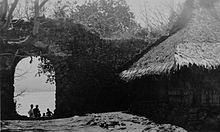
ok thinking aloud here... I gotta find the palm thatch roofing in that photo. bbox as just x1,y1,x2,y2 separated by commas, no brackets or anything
121,0,220,80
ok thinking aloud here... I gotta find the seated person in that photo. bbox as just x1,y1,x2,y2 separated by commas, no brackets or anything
33,105,41,118
42,113,46,117
28,104,34,118
46,108,53,117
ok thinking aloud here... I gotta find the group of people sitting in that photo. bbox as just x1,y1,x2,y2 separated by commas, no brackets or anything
28,104,53,118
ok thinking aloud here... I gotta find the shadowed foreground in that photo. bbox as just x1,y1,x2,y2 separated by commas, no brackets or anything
1,112,186,132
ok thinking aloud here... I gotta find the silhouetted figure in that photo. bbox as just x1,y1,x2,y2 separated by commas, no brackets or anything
33,105,41,118
42,113,46,117
28,104,34,118
46,108,53,117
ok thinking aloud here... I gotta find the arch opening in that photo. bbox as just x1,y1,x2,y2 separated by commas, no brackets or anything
13,56,56,117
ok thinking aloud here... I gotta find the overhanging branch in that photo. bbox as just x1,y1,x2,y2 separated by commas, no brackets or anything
39,0,49,10
2,0,19,30
33,0,48,35
1,0,48,47
7,35,32,45
0,53,15,56
0,0,8,22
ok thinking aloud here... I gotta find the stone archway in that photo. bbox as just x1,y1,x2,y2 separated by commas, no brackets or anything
0,21,92,119
13,56,56,116
1,0,149,120
1,17,149,119
0,54,70,119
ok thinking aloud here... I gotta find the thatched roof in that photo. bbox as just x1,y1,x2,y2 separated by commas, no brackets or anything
121,0,220,80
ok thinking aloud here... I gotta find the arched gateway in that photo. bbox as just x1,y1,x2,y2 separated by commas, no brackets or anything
0,18,99,119
0,0,149,120
0,18,148,119
14,56,56,116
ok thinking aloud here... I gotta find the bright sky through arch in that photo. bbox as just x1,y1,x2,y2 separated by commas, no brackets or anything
14,57,55,92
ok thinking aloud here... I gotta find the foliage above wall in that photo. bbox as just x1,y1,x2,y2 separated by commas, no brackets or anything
53,0,141,38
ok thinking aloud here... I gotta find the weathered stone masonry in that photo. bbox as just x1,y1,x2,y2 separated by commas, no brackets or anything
1,22,148,119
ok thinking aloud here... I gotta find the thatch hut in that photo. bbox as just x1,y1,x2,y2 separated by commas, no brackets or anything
121,0,220,112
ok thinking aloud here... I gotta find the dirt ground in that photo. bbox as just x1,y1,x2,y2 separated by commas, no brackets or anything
1,112,187,132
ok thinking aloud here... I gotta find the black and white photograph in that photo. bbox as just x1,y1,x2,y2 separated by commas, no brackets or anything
1,0,220,131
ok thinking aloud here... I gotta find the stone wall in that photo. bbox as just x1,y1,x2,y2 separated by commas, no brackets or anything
50,38,149,118
46,23,149,118
0,55,21,119
0,21,149,119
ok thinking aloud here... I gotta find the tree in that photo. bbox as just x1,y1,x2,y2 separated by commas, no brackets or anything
141,0,184,38
0,0,52,119
0,0,50,73
52,0,139,38
0,0,51,83
36,57,55,84
0,0,48,44
12,0,48,20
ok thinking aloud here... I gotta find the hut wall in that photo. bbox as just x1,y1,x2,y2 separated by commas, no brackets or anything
174,66,220,107
128,76,168,117
127,66,220,119
201,90,220,106
162,66,220,107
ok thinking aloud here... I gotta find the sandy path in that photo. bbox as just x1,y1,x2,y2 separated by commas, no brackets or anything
1,112,187,132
